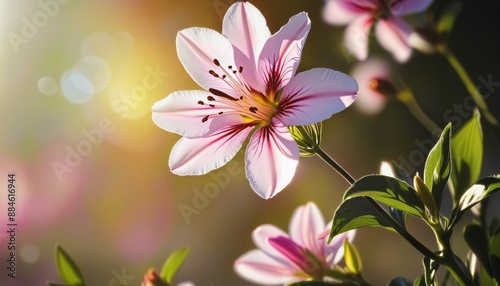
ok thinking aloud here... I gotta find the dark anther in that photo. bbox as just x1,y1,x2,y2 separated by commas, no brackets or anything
233,70,237,74
239,66,243,73
228,65,232,69
209,104,215,107
209,70,219,78
249,107,258,113
209,88,239,101
197,101,204,105
222,75,226,79
218,111,223,115
213,59,220,66
207,96,215,101
240,96,243,100
202,115,209,123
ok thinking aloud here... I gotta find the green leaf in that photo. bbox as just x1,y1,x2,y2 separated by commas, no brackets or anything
343,239,362,274
344,175,425,219
424,123,452,211
388,277,413,286
450,109,483,205
55,245,85,286
436,1,463,35
329,197,395,240
490,229,500,281
160,247,190,283
412,275,426,286
458,175,500,212
464,223,493,277
422,257,439,286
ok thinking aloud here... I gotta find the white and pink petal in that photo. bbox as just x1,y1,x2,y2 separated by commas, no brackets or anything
322,0,374,25
375,17,412,63
258,12,311,94
252,224,296,266
324,230,356,266
245,121,299,199
176,27,240,97
289,202,326,258
152,90,244,138
234,250,299,285
343,14,374,61
277,68,358,126
169,124,253,175
222,2,271,89
390,0,433,16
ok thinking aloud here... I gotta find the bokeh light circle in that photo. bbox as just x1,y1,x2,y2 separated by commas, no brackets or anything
38,77,58,95
73,56,112,93
60,70,94,104
20,244,40,263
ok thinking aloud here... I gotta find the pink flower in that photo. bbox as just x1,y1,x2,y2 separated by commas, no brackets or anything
350,57,395,115
323,0,433,62
152,2,358,199
234,202,356,284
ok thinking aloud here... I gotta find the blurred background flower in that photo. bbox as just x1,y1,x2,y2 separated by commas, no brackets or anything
0,0,499,285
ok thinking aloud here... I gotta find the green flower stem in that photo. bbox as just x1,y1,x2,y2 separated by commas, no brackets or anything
324,268,372,286
314,147,356,185
315,146,473,284
397,89,442,137
313,146,438,261
439,46,500,136
432,225,475,286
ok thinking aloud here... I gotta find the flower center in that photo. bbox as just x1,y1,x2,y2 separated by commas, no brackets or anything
198,58,277,126
372,0,395,20
268,236,324,279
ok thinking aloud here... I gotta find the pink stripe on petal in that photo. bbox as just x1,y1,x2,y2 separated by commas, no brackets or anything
258,12,311,94
223,2,271,90
277,68,358,126
375,17,412,63
268,237,309,270
343,14,374,61
252,224,294,265
289,202,326,258
169,123,253,175
245,122,299,199
234,250,299,285
152,90,242,138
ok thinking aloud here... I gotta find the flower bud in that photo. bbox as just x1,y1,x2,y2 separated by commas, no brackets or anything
414,175,438,223
288,123,322,157
408,28,440,54
368,78,398,98
141,269,169,286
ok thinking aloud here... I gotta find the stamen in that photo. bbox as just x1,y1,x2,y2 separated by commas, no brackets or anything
239,66,243,73
209,88,239,101
202,115,209,123
218,111,223,115
197,101,204,105
249,107,258,113
209,104,215,107
213,59,220,66
228,65,232,69
209,70,219,78
207,96,215,101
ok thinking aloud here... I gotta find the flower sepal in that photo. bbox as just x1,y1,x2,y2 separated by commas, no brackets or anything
288,123,323,157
